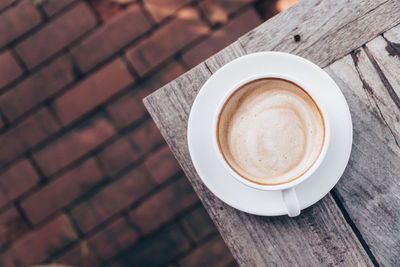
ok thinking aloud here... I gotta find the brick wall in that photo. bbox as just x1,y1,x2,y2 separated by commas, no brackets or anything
0,0,292,266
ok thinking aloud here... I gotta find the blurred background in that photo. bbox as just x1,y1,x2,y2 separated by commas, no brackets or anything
0,0,298,266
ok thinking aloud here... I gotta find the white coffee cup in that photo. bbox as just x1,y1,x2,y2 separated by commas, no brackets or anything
212,73,331,217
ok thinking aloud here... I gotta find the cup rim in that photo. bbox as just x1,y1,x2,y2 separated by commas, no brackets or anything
212,73,331,191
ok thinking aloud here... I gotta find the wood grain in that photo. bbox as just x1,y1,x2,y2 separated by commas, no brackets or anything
144,43,372,266
144,0,400,265
326,49,400,266
325,48,400,266
367,25,400,108
325,23,400,265
240,0,400,68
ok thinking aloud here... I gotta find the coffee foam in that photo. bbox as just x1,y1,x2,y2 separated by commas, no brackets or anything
217,78,324,185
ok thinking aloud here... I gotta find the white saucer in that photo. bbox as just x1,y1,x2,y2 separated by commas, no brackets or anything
187,52,352,216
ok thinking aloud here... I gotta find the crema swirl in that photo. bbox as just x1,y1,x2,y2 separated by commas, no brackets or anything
217,78,325,185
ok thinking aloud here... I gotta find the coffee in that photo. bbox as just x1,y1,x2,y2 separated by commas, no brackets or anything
217,78,325,185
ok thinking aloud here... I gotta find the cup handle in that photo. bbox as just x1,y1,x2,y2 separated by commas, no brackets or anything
282,188,300,217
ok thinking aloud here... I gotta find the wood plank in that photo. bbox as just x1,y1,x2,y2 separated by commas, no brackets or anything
325,49,400,266
204,42,246,73
144,43,372,266
240,0,400,68
143,0,400,265
366,24,400,106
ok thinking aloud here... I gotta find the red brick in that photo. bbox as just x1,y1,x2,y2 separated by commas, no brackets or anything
54,240,101,267
0,0,15,11
135,60,186,96
107,90,147,129
98,137,140,176
0,132,21,165
33,115,115,177
199,0,253,25
14,108,60,147
227,261,240,267
127,120,164,155
0,107,60,167
71,4,152,73
70,167,154,233
53,58,134,126
106,261,126,267
129,177,198,234
256,0,294,20
21,158,105,225
1,214,78,266
181,206,216,242
0,0,42,48
144,145,181,184
106,61,185,129
183,8,262,67
179,235,233,267
0,207,29,248
87,0,135,22
126,7,208,76
123,223,190,265
0,55,75,122
42,0,77,16
144,0,192,22
0,50,23,89
15,2,97,69
89,217,139,261
0,251,14,267
0,160,40,209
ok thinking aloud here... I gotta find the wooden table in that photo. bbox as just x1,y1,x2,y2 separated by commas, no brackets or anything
144,0,400,265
